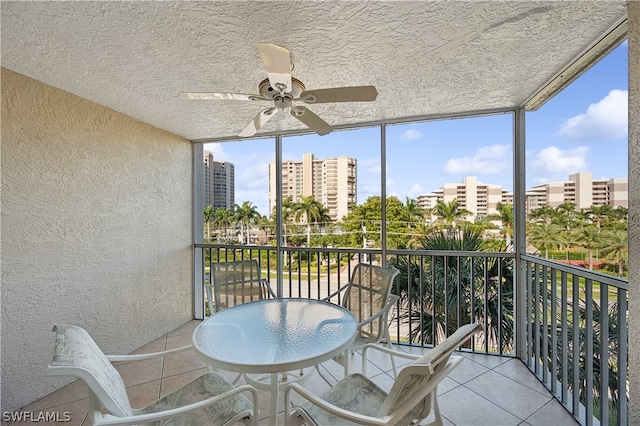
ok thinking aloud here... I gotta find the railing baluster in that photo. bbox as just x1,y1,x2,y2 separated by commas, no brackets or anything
484,257,489,353
526,260,533,366
551,266,557,395
470,256,476,352
444,255,449,339
561,271,568,404
407,254,414,345
534,263,540,376
618,289,628,426
323,252,328,300
572,273,580,418
419,254,425,348
457,256,462,334
585,278,593,426
542,264,549,386
431,254,436,346
599,283,608,425
498,256,503,355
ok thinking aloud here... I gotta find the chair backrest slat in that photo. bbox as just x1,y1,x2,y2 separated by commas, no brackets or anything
47,324,133,417
343,264,399,341
378,323,481,420
211,260,267,311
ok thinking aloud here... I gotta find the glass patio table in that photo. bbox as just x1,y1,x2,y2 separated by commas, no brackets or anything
192,298,357,426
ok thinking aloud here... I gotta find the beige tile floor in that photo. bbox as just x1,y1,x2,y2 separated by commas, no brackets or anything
8,320,577,425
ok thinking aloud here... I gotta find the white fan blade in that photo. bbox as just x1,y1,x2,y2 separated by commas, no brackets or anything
257,43,292,93
239,108,276,137
299,86,378,103
290,106,333,136
179,92,266,101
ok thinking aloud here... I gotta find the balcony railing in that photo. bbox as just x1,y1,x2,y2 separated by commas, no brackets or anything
523,254,628,426
194,244,628,426
197,244,515,356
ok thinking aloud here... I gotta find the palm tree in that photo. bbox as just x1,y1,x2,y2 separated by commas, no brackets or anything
404,197,425,228
588,204,613,232
434,199,470,230
234,201,261,245
612,206,628,222
527,223,560,259
292,195,331,246
213,208,234,240
528,205,556,224
552,202,579,232
407,223,436,248
575,226,601,270
272,197,297,247
487,202,513,243
203,205,215,241
557,228,576,261
257,216,273,244
600,230,628,276
390,225,513,353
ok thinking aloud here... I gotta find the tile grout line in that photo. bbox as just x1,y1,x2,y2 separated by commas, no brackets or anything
487,358,557,398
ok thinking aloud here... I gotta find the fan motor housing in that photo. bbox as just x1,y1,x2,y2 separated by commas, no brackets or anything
258,77,305,99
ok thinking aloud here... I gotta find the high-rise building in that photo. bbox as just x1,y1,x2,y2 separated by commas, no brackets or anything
269,153,356,221
424,176,512,221
526,172,628,213
203,150,235,210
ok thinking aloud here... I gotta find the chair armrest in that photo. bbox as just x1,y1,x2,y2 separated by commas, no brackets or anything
362,343,421,361
356,293,400,328
94,384,259,426
105,345,192,362
262,278,277,298
361,342,422,375
321,284,350,302
284,382,389,426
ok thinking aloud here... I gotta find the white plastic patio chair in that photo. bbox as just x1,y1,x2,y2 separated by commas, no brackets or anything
319,263,400,383
46,324,258,426
285,322,481,426
206,259,305,387
206,259,276,315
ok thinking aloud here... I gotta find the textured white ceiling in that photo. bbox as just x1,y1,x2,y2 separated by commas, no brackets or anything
1,1,627,141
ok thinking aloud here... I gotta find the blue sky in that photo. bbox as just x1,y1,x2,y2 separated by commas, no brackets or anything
205,41,628,216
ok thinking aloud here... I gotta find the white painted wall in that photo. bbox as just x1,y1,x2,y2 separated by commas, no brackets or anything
628,2,640,422
1,69,194,411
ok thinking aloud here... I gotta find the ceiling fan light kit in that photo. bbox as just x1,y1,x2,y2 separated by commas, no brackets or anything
180,43,378,137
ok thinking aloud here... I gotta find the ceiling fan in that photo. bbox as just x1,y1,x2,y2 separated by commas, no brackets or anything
180,43,378,137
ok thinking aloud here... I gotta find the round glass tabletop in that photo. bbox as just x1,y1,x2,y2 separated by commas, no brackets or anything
193,298,357,373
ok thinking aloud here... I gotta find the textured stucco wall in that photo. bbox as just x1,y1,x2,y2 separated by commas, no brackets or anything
629,2,640,422
1,69,193,411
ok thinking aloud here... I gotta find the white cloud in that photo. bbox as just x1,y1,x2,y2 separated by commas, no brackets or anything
238,157,271,190
359,157,381,175
407,183,424,198
442,144,510,175
557,89,628,142
401,128,422,140
530,145,589,184
203,143,226,160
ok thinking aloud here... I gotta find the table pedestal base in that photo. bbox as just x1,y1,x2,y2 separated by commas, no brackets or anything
243,369,314,426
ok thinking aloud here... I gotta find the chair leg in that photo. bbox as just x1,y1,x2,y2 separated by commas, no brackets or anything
315,364,336,386
205,285,215,317
385,340,398,378
430,392,443,426
232,372,242,384
343,351,350,377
